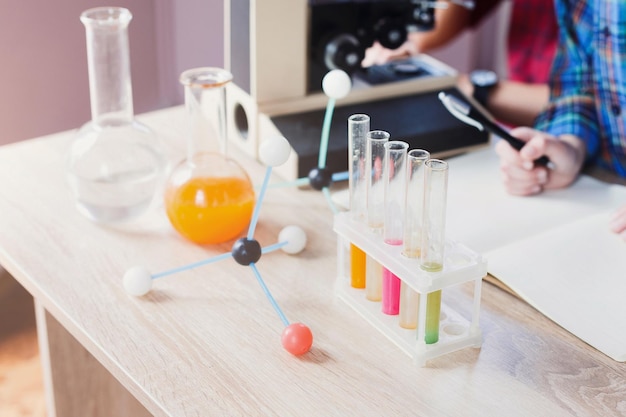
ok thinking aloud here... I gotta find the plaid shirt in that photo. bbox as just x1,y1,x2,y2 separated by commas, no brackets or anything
535,0,626,177
470,0,557,84
507,0,557,84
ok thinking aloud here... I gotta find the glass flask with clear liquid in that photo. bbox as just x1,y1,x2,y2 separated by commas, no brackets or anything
66,7,167,223
164,68,255,245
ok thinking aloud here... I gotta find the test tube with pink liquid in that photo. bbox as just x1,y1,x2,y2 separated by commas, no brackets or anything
381,141,408,315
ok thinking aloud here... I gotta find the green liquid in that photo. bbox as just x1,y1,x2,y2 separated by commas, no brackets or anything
420,262,443,272
425,290,442,344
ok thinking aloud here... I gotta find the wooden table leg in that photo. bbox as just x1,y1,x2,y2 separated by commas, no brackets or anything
35,300,152,417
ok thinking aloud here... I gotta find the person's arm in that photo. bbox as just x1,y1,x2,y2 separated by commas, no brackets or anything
406,4,473,53
495,2,598,195
362,4,473,66
457,75,550,127
484,81,550,127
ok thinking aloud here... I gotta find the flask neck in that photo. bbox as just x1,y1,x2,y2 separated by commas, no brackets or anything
81,7,134,127
180,68,233,161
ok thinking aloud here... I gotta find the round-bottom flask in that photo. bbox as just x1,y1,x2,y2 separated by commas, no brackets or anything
67,7,166,223
164,67,255,245
68,119,166,223
164,153,255,244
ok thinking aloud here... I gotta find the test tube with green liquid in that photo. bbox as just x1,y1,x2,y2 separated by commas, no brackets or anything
399,149,430,329
420,159,449,343
365,130,389,301
348,114,370,289
381,141,408,315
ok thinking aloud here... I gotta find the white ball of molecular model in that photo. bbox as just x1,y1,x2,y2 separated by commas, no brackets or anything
259,135,291,167
123,266,152,296
279,225,307,254
322,69,352,100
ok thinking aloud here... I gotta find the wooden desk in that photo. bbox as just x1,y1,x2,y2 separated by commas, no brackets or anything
1,106,624,417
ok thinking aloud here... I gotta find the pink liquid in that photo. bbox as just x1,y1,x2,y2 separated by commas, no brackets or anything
383,238,403,245
382,268,401,315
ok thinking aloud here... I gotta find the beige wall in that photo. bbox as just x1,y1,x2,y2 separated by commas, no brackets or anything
0,0,225,146
0,0,161,145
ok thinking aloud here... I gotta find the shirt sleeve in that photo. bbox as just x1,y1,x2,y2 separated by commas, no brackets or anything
534,0,600,159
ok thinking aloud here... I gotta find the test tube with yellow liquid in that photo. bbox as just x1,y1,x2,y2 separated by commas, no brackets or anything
348,114,369,288
420,159,449,344
365,130,389,301
399,149,430,329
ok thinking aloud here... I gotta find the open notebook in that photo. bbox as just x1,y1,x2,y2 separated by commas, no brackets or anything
445,148,626,362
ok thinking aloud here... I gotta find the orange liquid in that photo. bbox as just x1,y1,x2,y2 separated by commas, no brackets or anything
350,244,366,288
165,176,255,244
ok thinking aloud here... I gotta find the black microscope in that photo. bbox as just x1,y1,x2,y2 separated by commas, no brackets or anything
224,0,487,180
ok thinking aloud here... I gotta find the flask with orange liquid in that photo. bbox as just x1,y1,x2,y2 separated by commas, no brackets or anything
164,68,255,245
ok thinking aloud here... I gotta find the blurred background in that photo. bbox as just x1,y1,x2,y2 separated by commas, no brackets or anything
0,0,505,146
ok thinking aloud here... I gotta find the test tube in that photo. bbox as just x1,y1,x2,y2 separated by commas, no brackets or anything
420,158,449,344
365,256,383,301
399,149,430,329
381,141,408,315
348,114,370,289
366,130,389,230
383,141,409,245
365,130,389,301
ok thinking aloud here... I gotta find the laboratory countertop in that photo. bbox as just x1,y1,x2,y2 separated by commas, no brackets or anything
0,106,624,417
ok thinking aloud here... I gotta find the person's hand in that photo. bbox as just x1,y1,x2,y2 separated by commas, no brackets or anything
361,41,414,67
610,205,626,242
494,127,586,195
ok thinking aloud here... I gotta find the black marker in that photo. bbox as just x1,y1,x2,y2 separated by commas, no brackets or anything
438,91,553,168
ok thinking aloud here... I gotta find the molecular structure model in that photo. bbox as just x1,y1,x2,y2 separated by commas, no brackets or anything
124,135,313,356
280,70,353,214
123,70,353,356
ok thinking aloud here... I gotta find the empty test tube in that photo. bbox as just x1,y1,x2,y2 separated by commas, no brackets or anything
420,159,448,272
420,159,449,344
366,130,389,230
381,141,408,315
383,141,409,245
402,150,430,258
399,149,430,329
365,130,389,301
348,114,370,289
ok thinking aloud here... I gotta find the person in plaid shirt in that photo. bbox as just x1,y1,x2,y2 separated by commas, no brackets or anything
496,0,626,241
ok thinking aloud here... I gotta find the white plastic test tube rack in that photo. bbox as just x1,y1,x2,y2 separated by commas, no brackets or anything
333,211,487,366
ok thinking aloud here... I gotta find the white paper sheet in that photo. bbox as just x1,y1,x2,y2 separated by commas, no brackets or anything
445,148,626,361
486,211,626,361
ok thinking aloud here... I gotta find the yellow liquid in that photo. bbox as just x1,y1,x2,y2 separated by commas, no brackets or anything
365,256,383,301
165,176,255,245
399,283,419,329
402,248,421,258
